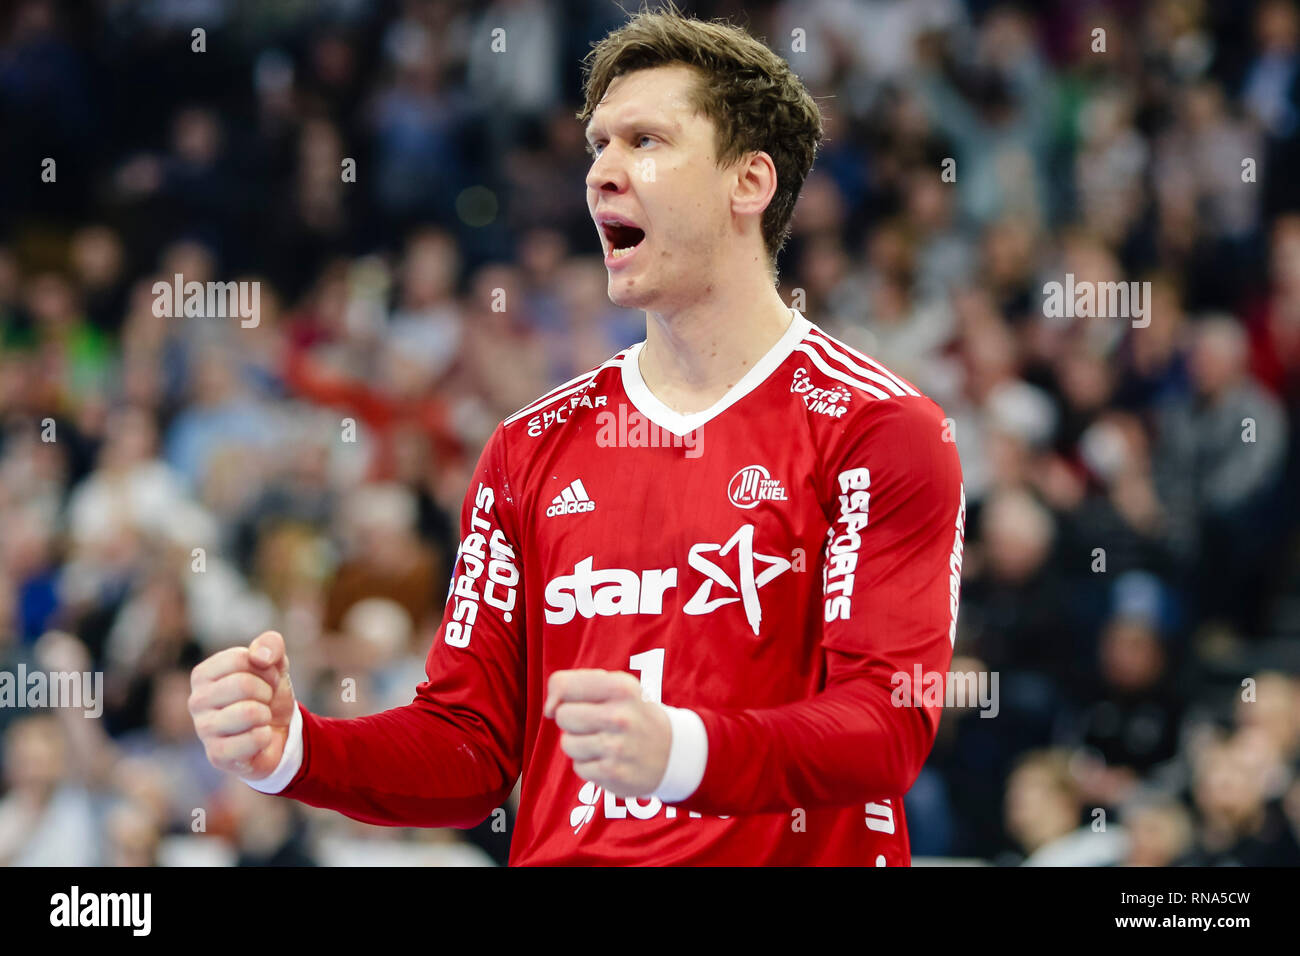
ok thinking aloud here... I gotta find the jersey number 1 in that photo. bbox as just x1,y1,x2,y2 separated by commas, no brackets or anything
628,648,664,704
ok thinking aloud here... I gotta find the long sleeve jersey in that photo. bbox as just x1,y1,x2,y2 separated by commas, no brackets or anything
252,309,966,865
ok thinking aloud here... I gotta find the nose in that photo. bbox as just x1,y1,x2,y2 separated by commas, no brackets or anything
585,143,630,196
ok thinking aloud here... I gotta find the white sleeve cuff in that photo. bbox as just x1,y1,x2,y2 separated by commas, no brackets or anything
650,704,708,803
242,702,305,794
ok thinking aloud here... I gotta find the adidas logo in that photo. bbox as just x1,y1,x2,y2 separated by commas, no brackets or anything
546,479,596,517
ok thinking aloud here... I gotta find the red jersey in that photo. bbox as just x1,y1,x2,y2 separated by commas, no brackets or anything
261,310,966,865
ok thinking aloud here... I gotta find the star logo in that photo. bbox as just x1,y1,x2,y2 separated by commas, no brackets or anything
683,524,792,635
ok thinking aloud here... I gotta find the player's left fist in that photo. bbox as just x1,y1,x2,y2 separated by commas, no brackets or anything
543,668,672,798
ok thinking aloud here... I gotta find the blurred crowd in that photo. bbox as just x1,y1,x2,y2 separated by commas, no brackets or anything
2,0,1299,866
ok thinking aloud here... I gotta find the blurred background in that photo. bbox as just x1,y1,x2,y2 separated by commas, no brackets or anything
1,0,1299,867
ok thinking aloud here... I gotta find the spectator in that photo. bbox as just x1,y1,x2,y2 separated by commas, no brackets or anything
1002,748,1127,866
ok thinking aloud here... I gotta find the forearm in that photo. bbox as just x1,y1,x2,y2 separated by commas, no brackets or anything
670,673,938,817
261,701,518,829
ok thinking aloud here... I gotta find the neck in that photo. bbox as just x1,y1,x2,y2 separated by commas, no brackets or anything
637,281,792,415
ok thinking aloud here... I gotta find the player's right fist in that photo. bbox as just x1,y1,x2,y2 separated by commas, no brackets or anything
189,630,296,780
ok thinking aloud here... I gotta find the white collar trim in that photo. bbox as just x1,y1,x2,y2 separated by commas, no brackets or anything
620,309,811,437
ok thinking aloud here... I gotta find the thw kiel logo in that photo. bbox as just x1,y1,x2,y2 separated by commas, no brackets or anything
684,524,791,635
728,464,788,509
546,479,596,517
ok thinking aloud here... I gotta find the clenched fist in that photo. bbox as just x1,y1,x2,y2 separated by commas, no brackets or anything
189,630,296,780
543,668,672,798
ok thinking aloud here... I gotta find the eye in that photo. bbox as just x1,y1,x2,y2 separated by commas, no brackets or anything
586,135,653,159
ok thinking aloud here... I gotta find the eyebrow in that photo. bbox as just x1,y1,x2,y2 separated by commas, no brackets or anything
584,115,676,144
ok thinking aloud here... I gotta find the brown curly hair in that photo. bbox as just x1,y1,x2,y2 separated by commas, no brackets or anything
577,2,824,275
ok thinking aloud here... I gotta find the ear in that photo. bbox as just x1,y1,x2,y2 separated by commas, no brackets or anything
730,150,778,220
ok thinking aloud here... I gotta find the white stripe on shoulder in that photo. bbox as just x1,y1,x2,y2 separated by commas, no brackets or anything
793,343,891,400
503,352,627,425
802,334,906,397
503,374,595,425
806,328,920,397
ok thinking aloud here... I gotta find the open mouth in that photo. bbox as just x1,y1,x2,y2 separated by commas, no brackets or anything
600,221,646,259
